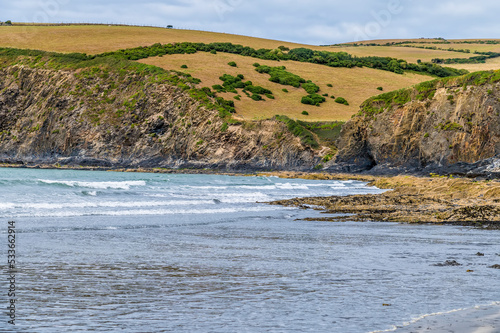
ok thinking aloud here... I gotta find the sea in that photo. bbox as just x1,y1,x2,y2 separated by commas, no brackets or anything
0,167,499,332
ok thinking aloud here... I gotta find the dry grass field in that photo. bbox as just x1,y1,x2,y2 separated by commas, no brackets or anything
337,38,500,70
140,52,427,121
328,45,473,63
444,57,500,72
0,25,320,54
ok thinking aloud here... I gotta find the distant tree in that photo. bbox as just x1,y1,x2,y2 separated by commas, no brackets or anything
5,20,12,25
166,25,173,29
278,45,290,51
388,60,403,74
288,48,314,60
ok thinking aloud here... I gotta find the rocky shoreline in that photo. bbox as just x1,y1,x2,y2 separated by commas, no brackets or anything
265,172,500,229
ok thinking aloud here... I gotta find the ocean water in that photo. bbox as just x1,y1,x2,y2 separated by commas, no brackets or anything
0,167,499,332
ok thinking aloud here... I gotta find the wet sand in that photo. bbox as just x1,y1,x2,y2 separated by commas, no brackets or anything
390,304,500,333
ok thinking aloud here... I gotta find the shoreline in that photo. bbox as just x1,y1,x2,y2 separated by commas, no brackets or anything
2,162,499,229
263,172,500,230
376,303,500,333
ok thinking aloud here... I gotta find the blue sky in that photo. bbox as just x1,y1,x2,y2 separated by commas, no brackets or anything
2,0,499,45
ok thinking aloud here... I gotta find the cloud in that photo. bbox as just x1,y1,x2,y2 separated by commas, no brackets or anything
2,0,500,44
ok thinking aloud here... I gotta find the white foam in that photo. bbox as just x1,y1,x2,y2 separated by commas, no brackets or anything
0,199,216,210
370,302,500,333
7,206,283,218
38,179,147,190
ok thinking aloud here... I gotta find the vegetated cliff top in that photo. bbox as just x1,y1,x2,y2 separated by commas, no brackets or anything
334,69,500,177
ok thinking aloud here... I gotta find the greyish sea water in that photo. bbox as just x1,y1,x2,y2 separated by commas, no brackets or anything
0,167,499,332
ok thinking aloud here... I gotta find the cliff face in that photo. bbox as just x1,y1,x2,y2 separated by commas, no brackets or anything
334,72,500,176
0,65,319,170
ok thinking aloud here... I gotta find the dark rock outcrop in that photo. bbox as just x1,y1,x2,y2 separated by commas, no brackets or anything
0,65,320,170
333,72,500,177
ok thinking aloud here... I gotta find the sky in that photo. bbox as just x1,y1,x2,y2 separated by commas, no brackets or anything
2,0,499,45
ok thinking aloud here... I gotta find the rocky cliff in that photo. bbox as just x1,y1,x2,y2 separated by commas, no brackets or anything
333,71,500,177
0,55,320,171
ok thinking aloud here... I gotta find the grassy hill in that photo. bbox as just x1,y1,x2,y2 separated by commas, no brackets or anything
140,52,425,121
1,24,499,122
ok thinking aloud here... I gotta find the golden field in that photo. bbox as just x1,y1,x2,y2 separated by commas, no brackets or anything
140,52,427,121
0,25,319,54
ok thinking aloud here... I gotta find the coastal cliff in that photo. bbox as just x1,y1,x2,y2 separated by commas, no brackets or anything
0,53,320,170
333,71,500,177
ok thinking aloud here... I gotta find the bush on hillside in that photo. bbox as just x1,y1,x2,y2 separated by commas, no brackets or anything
302,82,320,94
335,97,349,105
301,94,326,106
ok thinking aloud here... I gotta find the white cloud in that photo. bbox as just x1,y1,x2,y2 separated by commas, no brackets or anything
1,0,499,44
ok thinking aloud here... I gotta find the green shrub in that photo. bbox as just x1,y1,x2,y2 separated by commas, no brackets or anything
327,83,333,87
275,115,319,148
246,85,272,95
212,84,225,92
210,50,217,54
180,64,188,68
228,61,237,67
255,65,305,87
322,154,334,162
216,74,272,100
436,121,463,131
221,122,229,132
302,94,326,106
282,88,288,93
377,86,383,91
302,82,320,94
301,111,309,115
253,63,260,67
335,97,349,105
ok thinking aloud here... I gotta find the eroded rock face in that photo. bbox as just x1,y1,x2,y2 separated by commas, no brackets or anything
334,77,500,176
0,66,318,170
